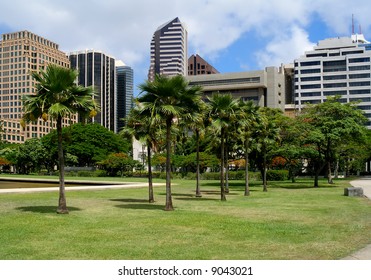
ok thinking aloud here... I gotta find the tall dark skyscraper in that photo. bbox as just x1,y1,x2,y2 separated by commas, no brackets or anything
148,17,188,81
116,60,133,133
69,50,116,132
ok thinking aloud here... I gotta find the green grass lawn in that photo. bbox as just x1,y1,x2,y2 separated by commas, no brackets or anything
0,176,370,260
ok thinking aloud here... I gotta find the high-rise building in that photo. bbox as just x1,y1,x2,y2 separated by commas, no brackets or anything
148,17,188,81
68,50,116,132
0,30,71,143
188,54,219,76
294,34,371,128
116,60,133,133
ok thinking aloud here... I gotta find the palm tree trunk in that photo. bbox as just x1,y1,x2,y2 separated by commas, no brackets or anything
244,139,250,196
165,118,174,211
225,141,229,193
262,144,268,192
220,129,226,201
147,141,154,203
195,129,202,197
56,116,68,214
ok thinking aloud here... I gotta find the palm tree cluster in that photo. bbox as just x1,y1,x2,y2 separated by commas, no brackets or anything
127,75,370,212
126,74,279,211
21,65,368,214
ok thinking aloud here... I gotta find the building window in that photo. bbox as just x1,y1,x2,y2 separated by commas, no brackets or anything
349,81,371,87
348,57,370,63
301,84,321,89
323,83,347,88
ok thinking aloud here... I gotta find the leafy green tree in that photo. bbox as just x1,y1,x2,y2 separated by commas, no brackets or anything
298,97,367,186
99,153,139,177
14,138,49,174
138,74,203,211
42,123,129,167
22,64,99,214
253,107,282,192
207,93,239,201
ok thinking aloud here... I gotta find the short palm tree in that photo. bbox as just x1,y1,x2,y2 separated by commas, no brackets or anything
138,74,202,211
237,100,260,196
121,105,162,203
22,64,99,214
207,93,239,201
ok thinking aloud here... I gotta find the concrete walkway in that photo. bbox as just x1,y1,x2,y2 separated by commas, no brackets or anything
342,177,371,260
0,177,164,194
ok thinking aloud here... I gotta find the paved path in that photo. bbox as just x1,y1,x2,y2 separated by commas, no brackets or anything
342,177,371,260
0,177,164,194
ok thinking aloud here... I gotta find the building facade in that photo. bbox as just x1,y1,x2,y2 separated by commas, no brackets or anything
116,60,134,133
148,17,188,81
187,66,287,111
294,35,371,128
0,30,71,143
188,54,219,76
69,50,116,132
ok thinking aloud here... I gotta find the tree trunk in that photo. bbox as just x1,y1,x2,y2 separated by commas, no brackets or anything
334,159,339,179
225,142,229,193
220,129,226,201
147,141,154,203
56,116,68,214
165,118,174,211
195,129,202,197
244,139,250,196
262,145,268,192
327,161,333,184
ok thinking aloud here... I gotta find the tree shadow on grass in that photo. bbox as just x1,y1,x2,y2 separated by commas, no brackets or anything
201,190,240,195
175,197,219,201
110,198,148,203
16,206,82,213
114,204,165,211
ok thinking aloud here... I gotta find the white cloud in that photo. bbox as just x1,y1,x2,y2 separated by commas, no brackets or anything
1,0,371,87
255,25,315,68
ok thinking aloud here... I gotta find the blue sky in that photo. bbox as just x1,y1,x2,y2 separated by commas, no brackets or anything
1,0,370,96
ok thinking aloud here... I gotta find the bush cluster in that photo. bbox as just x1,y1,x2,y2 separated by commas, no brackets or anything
60,169,289,181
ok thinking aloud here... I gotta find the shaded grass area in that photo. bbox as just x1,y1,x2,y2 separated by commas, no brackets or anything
0,177,370,260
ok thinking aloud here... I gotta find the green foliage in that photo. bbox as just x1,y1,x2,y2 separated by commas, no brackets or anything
99,152,140,177
41,123,130,167
266,170,289,181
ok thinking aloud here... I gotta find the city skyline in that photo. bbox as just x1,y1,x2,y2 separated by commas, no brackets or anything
1,0,371,96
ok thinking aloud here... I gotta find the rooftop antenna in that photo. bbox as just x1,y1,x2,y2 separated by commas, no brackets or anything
352,14,355,34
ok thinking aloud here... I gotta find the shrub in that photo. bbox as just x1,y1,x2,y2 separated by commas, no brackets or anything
94,170,108,177
266,170,289,181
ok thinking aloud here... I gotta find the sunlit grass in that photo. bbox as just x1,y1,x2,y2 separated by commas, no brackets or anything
0,176,370,260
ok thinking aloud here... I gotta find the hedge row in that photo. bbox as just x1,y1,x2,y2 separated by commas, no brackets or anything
60,169,289,181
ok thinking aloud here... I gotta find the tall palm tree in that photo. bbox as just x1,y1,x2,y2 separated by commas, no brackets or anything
237,100,260,196
138,74,202,211
22,64,99,214
207,93,239,201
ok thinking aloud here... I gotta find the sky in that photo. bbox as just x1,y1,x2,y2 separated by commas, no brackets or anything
1,0,371,96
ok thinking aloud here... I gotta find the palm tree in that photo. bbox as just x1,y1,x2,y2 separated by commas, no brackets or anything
22,64,99,214
207,93,239,201
254,107,281,192
237,100,260,196
121,105,163,203
178,97,206,197
138,74,202,211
